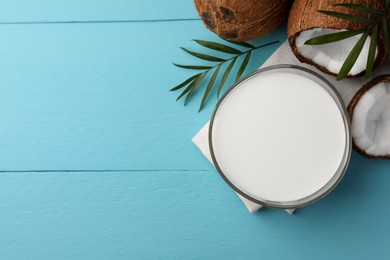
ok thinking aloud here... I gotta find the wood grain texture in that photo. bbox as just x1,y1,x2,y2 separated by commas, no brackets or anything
0,153,389,259
0,0,389,259
0,21,284,171
0,1,198,23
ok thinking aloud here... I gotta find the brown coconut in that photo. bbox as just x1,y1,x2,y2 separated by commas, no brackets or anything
348,75,390,159
288,0,387,78
194,0,293,42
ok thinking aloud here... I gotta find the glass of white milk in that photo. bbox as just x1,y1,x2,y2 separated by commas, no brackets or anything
209,65,351,209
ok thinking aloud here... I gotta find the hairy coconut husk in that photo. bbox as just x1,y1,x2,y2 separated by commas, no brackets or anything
288,0,387,77
348,75,390,158
194,0,293,42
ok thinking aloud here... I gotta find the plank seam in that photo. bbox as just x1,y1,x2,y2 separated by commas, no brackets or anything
0,169,210,173
0,18,201,25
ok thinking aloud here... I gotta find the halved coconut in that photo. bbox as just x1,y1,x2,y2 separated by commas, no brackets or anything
194,0,293,42
348,75,390,158
288,0,386,77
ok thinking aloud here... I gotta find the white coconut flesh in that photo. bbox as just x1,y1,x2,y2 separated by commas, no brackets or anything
295,28,377,76
352,82,390,156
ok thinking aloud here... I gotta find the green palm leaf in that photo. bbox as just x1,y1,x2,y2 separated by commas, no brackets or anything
194,40,242,54
171,39,278,110
236,52,251,81
256,41,280,50
304,1,389,81
318,10,375,24
170,74,201,91
184,72,208,105
180,47,225,62
305,29,366,45
199,65,221,111
334,3,383,15
218,58,237,97
337,31,369,80
176,81,196,101
365,23,378,79
176,73,206,101
173,63,212,70
227,41,255,49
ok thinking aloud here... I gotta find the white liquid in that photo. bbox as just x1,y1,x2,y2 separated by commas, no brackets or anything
211,70,347,203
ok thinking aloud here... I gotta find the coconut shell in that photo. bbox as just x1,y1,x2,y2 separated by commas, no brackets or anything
194,0,293,42
348,74,390,158
288,0,387,77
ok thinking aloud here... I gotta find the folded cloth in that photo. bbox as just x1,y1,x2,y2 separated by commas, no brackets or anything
192,40,390,214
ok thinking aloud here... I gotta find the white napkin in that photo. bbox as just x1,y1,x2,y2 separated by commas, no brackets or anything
192,40,390,214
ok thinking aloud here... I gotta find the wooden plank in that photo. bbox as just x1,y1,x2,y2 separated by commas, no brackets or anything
0,21,285,170
0,0,198,23
0,158,389,259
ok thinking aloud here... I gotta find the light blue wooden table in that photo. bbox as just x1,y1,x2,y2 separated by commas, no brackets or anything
0,1,389,259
